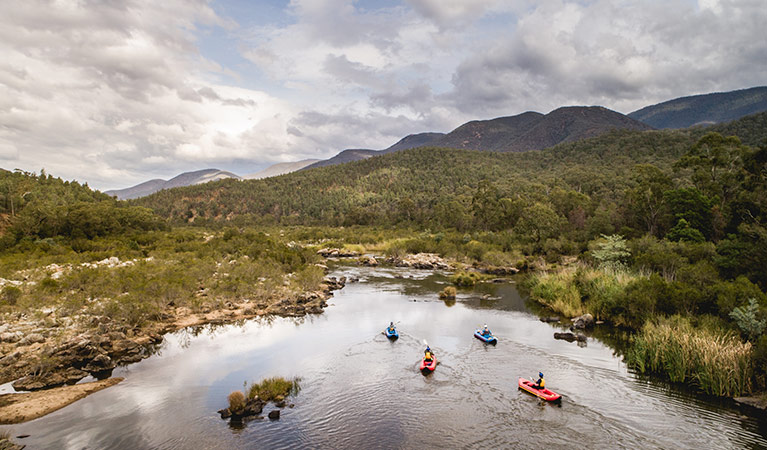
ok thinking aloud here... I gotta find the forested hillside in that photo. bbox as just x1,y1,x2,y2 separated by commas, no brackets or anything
135,128,695,231
0,169,164,247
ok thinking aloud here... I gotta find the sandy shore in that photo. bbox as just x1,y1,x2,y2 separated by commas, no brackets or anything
0,378,123,424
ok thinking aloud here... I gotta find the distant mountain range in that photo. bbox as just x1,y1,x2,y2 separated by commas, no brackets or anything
245,159,320,179
628,86,767,129
105,169,240,200
105,86,767,199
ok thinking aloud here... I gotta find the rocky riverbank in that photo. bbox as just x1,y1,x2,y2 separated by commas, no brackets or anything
0,275,345,423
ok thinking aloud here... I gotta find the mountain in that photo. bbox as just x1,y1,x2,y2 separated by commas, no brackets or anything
629,86,767,129
303,132,445,170
433,111,543,151
434,107,651,152
105,169,241,200
245,159,320,179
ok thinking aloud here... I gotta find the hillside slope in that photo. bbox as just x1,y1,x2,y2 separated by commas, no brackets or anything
105,169,241,200
629,86,767,129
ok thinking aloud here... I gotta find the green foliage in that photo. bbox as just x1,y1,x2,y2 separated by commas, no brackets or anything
627,316,753,396
524,269,584,317
247,376,300,401
591,234,631,271
451,271,483,287
1,285,21,305
666,219,706,243
729,298,766,341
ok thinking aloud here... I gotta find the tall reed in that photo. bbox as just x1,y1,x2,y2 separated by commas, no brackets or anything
627,316,753,396
525,268,584,317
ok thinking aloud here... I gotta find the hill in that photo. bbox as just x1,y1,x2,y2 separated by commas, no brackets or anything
245,159,320,179
303,132,445,170
434,107,651,152
629,86,767,129
105,169,241,200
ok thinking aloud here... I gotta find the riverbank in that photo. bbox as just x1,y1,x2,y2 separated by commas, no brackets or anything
0,378,123,424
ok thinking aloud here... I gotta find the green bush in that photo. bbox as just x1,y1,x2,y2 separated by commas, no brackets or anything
1,285,22,305
247,376,300,401
729,298,766,341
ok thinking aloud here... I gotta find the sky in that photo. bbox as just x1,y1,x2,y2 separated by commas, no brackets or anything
1,0,765,191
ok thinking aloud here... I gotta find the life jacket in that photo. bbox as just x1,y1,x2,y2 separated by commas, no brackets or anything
537,377,545,388
424,351,432,360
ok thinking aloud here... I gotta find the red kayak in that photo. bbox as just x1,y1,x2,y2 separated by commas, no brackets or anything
420,356,437,372
518,377,561,401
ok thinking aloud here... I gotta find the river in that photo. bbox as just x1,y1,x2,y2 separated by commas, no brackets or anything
1,263,766,449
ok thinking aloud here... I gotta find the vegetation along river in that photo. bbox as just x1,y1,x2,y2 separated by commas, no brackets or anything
2,263,766,449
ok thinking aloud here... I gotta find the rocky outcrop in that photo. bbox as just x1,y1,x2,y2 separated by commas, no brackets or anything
317,248,359,258
268,410,280,420
389,253,451,270
478,266,519,275
571,313,595,330
359,256,378,266
734,396,767,411
218,397,265,421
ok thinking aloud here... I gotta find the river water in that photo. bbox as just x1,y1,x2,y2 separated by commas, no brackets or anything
2,264,766,449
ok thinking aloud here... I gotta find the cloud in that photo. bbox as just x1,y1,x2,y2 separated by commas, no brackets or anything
1,0,765,190
448,0,767,116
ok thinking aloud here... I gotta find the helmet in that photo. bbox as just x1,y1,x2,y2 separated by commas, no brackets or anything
426,346,431,351
539,372,543,377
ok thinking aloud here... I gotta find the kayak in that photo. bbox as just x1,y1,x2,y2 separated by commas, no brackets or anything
518,377,561,402
385,327,399,339
474,330,497,344
419,356,437,372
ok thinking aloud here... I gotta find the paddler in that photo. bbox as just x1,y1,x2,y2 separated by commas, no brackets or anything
388,321,395,332
481,324,492,337
424,346,433,361
534,372,545,390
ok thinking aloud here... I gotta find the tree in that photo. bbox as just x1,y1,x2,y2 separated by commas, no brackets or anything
514,202,564,251
591,234,631,271
625,164,673,236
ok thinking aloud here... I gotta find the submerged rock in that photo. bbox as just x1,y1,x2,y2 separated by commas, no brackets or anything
540,317,560,323
554,332,587,343
268,410,280,420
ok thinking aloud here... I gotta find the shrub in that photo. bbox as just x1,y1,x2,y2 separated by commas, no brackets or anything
247,376,300,401
228,391,246,414
439,286,457,299
1,285,22,305
451,271,483,287
729,298,766,341
591,234,631,271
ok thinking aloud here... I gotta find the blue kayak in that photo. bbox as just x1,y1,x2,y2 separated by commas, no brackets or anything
474,330,497,344
385,327,399,339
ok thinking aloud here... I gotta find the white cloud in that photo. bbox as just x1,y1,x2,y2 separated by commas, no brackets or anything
0,0,765,190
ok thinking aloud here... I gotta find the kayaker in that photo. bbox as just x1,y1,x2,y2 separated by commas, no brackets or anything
534,372,545,390
388,322,395,332
424,346,433,361
482,324,492,337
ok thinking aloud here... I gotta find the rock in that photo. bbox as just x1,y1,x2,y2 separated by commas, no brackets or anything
0,351,21,366
63,367,88,384
539,317,560,323
0,332,22,343
268,410,280,420
83,354,116,373
571,313,595,330
733,396,767,410
554,332,587,343
359,256,378,266
243,398,264,416
218,407,232,419
390,253,450,270
19,333,46,346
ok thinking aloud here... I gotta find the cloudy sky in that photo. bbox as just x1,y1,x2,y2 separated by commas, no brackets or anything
1,0,765,190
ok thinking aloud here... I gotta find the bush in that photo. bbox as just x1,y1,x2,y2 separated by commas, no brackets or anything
451,271,483,287
247,376,300,401
525,269,584,317
228,390,246,414
729,298,766,341
1,285,22,305
439,286,457,299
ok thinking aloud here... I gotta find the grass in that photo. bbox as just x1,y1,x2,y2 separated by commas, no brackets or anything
247,376,301,401
524,268,584,317
627,315,753,396
439,286,457,299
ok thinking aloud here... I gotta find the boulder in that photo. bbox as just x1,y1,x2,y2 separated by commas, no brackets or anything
0,332,22,343
83,353,116,373
268,410,280,420
571,313,595,330
359,256,378,266
539,317,560,323
20,333,46,345
218,408,232,419
554,332,587,343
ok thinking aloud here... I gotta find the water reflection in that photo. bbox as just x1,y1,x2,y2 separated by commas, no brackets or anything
1,263,765,449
